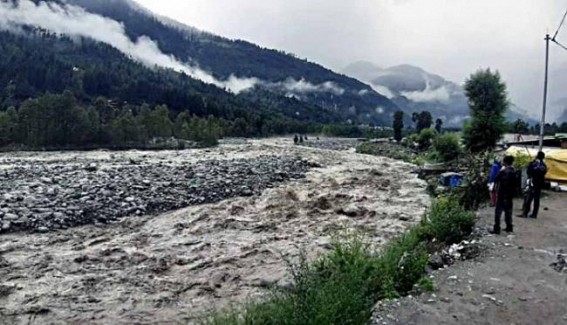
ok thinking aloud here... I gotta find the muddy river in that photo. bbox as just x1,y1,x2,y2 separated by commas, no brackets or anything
0,138,429,324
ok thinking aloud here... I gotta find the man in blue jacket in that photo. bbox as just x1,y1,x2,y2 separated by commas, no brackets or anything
521,151,548,219
488,159,502,207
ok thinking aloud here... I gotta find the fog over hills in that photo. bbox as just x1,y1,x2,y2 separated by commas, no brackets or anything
65,0,401,125
0,0,401,126
344,61,537,126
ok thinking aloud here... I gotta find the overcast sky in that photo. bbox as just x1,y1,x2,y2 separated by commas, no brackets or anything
134,0,567,118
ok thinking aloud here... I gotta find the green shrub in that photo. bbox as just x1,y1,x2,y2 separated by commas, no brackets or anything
455,153,490,210
423,197,476,245
406,133,419,148
379,227,429,295
416,277,436,293
417,128,436,150
433,133,462,162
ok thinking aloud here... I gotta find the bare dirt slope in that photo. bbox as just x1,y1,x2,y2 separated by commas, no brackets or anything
373,191,567,325
0,138,429,325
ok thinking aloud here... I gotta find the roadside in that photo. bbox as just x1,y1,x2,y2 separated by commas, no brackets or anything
372,191,567,325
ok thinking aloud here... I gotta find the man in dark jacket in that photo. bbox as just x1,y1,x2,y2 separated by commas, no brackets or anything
521,151,548,219
492,155,517,234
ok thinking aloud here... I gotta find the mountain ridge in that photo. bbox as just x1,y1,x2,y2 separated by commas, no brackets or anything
64,0,400,125
343,60,536,126
343,61,469,126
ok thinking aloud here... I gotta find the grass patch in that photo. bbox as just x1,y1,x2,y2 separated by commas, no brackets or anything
204,195,475,325
416,277,436,293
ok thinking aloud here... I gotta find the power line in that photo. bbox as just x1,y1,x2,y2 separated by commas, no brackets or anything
552,38,567,51
552,8,567,40
537,8,567,151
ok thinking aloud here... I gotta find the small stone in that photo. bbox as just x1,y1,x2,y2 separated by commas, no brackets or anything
4,213,18,221
40,177,53,184
484,287,496,295
276,279,293,291
84,163,98,172
46,187,58,196
337,204,361,217
482,294,501,306
428,254,444,269
318,238,333,250
1,221,10,231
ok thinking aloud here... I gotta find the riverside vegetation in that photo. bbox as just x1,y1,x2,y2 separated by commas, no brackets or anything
205,195,475,325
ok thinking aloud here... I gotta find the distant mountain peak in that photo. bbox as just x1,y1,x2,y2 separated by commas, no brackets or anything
387,64,426,74
342,62,470,126
344,60,382,71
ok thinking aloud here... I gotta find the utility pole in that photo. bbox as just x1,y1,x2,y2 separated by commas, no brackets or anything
539,34,550,152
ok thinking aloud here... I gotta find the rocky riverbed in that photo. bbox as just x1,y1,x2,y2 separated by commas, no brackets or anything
0,138,430,324
298,137,362,151
0,153,311,233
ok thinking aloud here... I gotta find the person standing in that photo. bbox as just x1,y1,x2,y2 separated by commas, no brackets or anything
488,159,502,207
492,155,517,234
521,151,548,219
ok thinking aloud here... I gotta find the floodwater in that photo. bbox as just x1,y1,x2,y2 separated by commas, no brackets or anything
0,138,430,324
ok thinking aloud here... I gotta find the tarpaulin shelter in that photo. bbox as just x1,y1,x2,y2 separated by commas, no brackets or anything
506,147,567,183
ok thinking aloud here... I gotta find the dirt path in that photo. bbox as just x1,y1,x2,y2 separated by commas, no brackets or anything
373,191,567,325
0,138,429,325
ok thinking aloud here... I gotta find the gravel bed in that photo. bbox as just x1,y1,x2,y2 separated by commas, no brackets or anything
0,155,311,233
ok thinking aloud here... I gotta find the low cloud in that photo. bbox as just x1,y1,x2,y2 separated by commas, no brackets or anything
0,0,258,94
277,78,345,96
447,115,470,126
400,84,451,103
0,0,354,100
371,84,396,99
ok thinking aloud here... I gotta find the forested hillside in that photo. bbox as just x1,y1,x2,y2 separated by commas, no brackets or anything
0,29,339,148
65,0,399,125
0,0,409,149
